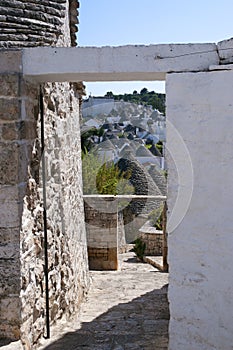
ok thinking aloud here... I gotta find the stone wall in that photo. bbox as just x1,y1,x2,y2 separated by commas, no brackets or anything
167,70,233,350
20,81,89,349
0,1,89,348
0,0,79,48
84,198,118,270
139,231,163,256
0,51,30,340
0,49,89,349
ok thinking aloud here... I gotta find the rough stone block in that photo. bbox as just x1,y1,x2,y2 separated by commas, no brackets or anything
0,98,20,121
0,227,20,244
0,74,18,97
88,247,118,270
2,120,38,140
0,323,20,341
0,142,29,185
0,200,21,228
218,38,233,64
0,295,21,340
0,50,22,73
0,142,19,184
0,258,20,296
20,80,39,100
0,122,18,141
0,296,20,322
0,184,18,201
0,243,19,260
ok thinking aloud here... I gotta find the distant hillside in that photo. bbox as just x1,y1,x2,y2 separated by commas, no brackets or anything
104,88,166,114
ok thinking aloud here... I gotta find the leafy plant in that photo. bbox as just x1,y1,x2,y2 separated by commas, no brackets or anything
82,150,100,194
96,162,133,195
148,203,164,230
82,150,134,196
156,141,163,155
133,238,146,261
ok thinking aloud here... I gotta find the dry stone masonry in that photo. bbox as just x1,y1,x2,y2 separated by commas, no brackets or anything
84,198,118,271
0,62,33,341
0,0,79,48
0,1,89,349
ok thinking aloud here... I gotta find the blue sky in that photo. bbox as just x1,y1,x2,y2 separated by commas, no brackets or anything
78,0,233,96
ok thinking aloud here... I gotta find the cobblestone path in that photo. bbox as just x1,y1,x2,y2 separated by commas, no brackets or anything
1,252,169,350
40,252,169,350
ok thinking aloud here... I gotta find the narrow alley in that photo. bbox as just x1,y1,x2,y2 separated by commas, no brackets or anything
0,252,169,350
38,252,169,350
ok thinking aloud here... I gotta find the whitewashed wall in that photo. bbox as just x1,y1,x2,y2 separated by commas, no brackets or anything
167,70,233,350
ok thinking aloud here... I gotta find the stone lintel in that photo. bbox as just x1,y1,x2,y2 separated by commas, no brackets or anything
22,43,219,82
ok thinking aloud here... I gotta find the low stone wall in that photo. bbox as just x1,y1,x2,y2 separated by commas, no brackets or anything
139,231,163,256
84,198,119,270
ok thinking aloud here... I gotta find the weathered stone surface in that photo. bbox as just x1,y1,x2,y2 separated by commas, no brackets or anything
0,227,20,244
0,74,19,97
1,123,18,140
0,1,83,347
0,121,37,141
0,0,79,48
0,200,21,228
0,142,19,185
0,296,21,339
217,37,233,64
84,198,118,270
19,81,90,349
22,43,219,83
0,98,20,121
0,258,20,295
139,229,163,256
36,252,169,350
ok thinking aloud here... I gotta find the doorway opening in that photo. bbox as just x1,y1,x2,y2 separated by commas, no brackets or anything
81,81,168,272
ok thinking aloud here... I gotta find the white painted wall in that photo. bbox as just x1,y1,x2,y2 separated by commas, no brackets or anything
167,70,233,350
22,44,218,82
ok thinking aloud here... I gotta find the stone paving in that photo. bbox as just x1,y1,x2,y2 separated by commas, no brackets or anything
1,252,169,350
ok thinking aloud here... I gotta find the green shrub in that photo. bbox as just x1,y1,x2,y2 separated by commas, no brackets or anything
82,150,134,196
133,238,146,261
148,203,164,230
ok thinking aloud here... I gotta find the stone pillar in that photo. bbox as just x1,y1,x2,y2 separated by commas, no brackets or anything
167,70,233,350
84,198,118,270
0,50,38,339
0,50,90,348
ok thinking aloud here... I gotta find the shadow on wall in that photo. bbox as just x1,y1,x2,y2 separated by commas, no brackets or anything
41,286,169,350
0,339,12,347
